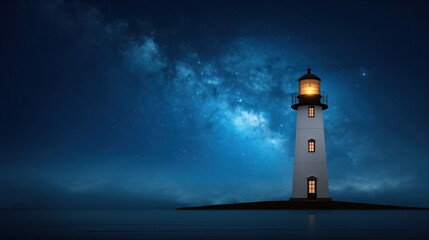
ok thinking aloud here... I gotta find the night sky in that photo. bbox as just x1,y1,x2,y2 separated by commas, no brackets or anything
1,0,429,209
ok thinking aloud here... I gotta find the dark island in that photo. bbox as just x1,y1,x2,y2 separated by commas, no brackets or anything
178,200,426,210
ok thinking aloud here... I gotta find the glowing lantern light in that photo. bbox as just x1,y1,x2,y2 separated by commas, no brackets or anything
299,79,320,95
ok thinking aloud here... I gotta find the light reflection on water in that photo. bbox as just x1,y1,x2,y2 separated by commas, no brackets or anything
0,209,428,239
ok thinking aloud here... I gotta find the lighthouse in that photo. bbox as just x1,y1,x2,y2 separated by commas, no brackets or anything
290,68,331,201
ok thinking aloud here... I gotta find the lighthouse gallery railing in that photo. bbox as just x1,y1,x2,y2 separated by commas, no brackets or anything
291,92,328,106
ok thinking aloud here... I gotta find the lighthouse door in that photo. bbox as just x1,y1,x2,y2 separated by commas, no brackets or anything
307,177,317,200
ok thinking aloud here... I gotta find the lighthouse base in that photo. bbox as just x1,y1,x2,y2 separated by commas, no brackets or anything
290,198,332,201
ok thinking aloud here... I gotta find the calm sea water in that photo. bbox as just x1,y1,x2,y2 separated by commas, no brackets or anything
1,209,428,239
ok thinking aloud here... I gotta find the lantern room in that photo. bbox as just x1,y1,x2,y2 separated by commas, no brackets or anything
298,68,321,96
291,68,328,110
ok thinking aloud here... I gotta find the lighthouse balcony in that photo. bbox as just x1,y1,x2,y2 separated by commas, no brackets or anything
291,92,328,110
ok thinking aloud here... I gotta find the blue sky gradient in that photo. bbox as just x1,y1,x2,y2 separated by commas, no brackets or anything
1,0,428,208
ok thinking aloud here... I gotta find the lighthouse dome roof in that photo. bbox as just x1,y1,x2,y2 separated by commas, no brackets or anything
298,68,321,81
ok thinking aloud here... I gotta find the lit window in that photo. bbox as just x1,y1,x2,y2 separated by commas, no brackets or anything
308,106,314,117
308,139,315,152
308,180,316,193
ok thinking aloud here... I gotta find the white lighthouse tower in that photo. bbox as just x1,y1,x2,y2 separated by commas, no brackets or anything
290,68,331,201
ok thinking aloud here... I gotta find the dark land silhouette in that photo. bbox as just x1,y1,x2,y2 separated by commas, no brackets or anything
179,200,427,210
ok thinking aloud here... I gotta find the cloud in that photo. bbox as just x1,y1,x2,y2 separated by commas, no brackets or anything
330,175,411,193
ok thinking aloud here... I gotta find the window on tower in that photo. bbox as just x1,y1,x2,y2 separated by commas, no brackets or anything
308,139,315,152
308,180,316,193
308,106,315,117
